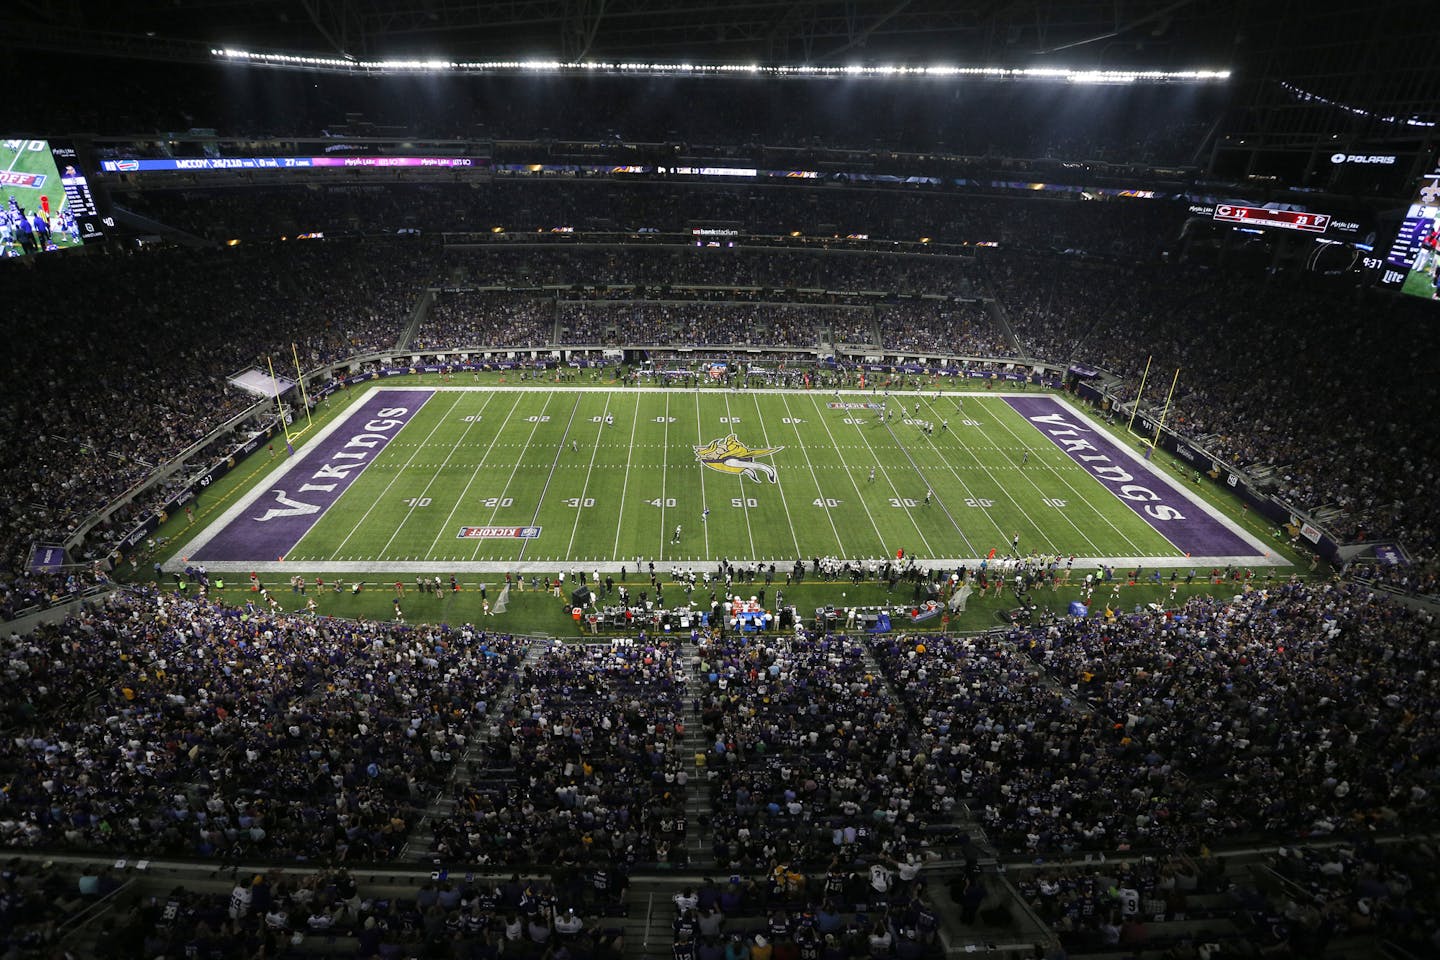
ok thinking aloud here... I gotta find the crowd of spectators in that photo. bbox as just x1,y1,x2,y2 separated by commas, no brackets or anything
76,865,628,960
115,179,1188,258
0,589,523,859
988,252,1440,575
876,301,1012,357
416,292,557,350
431,640,690,867
861,577,1438,859
450,247,984,297
0,240,433,614
559,301,835,347
698,632,962,871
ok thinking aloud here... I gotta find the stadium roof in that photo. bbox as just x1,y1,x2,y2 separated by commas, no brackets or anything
11,0,1250,68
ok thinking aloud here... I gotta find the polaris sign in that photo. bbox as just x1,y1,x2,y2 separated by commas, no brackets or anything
1330,153,1396,165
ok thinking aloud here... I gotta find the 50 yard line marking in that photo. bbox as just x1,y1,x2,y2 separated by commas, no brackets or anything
658,393,672,562
325,393,460,560
422,391,525,559
610,393,642,562
721,391,757,560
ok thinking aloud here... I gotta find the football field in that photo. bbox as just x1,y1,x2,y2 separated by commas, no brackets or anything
178,385,1277,573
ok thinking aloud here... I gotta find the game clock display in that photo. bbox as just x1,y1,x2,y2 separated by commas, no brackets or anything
0,138,109,256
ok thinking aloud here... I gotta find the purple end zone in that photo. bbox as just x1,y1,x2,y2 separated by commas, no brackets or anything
1004,396,1259,558
193,390,435,561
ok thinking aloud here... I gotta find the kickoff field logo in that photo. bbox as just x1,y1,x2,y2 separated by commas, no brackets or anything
457,526,543,539
694,434,783,483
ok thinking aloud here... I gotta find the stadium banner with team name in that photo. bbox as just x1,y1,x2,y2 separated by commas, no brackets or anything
28,544,66,573
189,390,435,562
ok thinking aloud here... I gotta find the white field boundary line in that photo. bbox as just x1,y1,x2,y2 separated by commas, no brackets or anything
1047,394,1275,561
182,550,1288,575
353,385,1062,399
176,388,439,563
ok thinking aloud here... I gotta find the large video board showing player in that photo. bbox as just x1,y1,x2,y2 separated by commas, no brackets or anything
1379,163,1440,301
0,138,107,257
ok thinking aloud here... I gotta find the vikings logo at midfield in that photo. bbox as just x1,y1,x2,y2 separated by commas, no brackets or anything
693,434,784,483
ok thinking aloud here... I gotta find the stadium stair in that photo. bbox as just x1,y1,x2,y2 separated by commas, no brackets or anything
678,641,717,866
402,637,547,860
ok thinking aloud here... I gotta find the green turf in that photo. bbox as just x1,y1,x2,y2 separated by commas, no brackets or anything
264,387,1187,567
1400,266,1439,300
130,374,1304,631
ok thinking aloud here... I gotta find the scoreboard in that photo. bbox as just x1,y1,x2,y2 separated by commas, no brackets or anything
1378,163,1440,300
1212,204,1330,233
48,141,110,243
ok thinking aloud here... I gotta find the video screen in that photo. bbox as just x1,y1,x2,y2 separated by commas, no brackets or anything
1380,163,1440,301
1,138,106,257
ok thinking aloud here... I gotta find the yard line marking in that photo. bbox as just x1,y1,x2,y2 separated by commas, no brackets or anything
914,395,1067,555
327,393,466,560
517,395,583,562
880,403,1008,550
422,391,525,558
875,411,982,556
693,390,712,559
564,394,612,558
749,392,802,558
377,391,498,559
814,393,938,558
610,393,642,562
977,398,1150,555
721,391,757,560
779,392,870,557
470,392,559,560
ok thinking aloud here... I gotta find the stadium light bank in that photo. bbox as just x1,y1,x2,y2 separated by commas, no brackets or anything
210,49,1229,84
